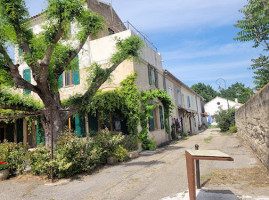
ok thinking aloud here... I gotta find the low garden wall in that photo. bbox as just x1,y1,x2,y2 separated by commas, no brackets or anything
235,83,269,169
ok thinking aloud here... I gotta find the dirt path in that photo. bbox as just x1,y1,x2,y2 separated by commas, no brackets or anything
1,129,268,200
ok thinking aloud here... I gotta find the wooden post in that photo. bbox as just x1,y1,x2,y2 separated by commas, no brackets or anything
195,144,201,189
185,151,196,200
68,118,71,132
33,123,36,148
50,106,54,183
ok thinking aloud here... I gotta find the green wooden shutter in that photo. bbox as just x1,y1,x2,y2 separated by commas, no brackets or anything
154,69,158,88
148,65,152,85
159,105,164,129
23,69,31,94
75,114,85,137
88,114,98,133
148,109,155,131
58,74,63,88
80,115,86,137
72,55,80,85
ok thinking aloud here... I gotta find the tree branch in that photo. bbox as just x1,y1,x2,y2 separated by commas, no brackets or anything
63,61,121,119
0,112,40,122
41,23,65,66
0,44,41,94
0,104,37,112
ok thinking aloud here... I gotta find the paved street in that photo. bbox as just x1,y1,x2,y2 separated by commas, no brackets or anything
1,129,269,200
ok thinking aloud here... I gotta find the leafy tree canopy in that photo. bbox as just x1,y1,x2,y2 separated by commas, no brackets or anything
0,0,144,144
191,83,219,103
250,54,269,90
234,0,269,90
219,82,253,104
234,0,269,50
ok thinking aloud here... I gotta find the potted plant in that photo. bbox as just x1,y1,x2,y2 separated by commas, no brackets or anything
0,161,9,181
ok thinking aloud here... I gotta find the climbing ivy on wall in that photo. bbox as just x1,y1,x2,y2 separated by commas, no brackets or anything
139,89,174,149
86,73,140,135
63,73,174,149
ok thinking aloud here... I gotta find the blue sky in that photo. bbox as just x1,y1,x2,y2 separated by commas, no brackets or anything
23,0,265,90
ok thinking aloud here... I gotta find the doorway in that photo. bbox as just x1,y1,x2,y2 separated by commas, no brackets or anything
0,126,7,143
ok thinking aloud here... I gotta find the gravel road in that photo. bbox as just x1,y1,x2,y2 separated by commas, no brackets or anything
1,129,268,200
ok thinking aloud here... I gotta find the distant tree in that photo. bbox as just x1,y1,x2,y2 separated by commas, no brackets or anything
191,83,219,103
234,0,269,89
250,55,269,90
219,82,253,104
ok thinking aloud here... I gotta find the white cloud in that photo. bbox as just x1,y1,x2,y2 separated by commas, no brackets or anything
106,0,246,32
167,60,252,73
162,42,260,61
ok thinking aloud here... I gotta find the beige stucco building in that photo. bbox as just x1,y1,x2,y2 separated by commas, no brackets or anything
164,70,204,135
8,0,205,147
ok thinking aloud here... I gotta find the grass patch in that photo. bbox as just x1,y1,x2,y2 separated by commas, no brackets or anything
201,165,269,188
208,125,219,129
179,136,189,141
204,136,213,143
220,131,235,135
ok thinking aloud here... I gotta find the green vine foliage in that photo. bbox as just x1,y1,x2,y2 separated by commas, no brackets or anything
139,89,174,149
88,74,173,150
64,73,173,150
87,73,140,136
0,86,43,123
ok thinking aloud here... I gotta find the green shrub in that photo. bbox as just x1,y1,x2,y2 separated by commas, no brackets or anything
171,123,177,140
120,135,138,151
182,131,188,137
229,126,237,133
0,142,27,174
28,129,132,178
53,131,104,178
112,145,128,162
29,144,51,176
215,108,235,132
141,138,156,150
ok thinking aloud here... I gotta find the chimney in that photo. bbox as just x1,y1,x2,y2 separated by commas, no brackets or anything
235,98,238,103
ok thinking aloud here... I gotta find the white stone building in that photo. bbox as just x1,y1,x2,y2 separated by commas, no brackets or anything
205,96,242,124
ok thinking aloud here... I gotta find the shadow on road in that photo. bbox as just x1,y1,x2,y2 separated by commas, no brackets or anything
123,160,165,167
197,189,239,200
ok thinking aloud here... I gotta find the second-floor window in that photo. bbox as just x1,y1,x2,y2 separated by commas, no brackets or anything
191,96,194,108
23,69,31,95
58,55,80,88
148,64,158,88
187,96,191,108
168,87,173,98
177,90,182,106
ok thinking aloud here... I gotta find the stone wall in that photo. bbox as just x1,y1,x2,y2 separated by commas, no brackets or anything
235,83,269,169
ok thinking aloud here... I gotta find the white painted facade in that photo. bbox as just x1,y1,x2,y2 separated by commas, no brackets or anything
205,96,242,124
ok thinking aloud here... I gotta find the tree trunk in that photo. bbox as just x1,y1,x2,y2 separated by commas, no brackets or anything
40,106,68,148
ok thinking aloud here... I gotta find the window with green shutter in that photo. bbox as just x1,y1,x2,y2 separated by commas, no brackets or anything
148,64,152,85
75,114,86,137
154,69,158,88
148,109,155,131
159,105,164,129
58,74,63,88
23,69,31,94
64,55,80,86
72,55,80,85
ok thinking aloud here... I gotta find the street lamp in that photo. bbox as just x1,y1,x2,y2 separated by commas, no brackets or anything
216,78,229,109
